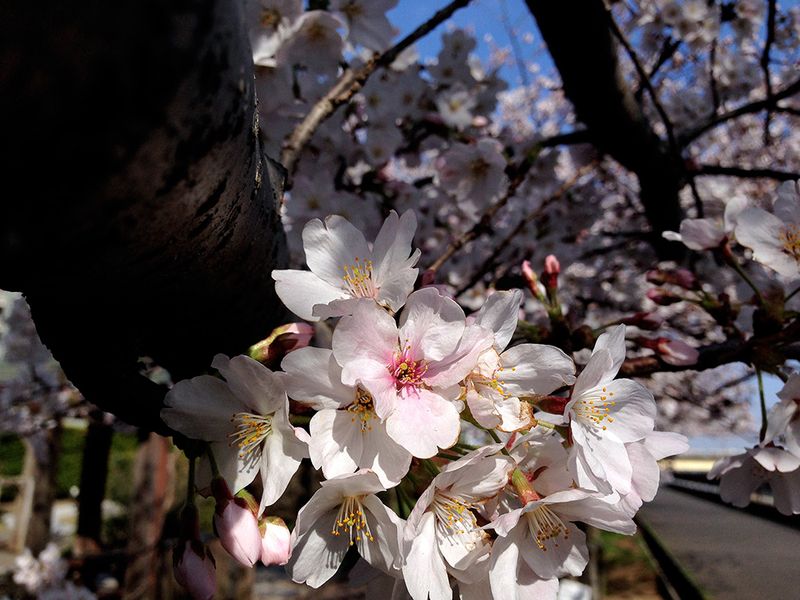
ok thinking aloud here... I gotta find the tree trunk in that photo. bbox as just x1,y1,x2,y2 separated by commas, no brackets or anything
20,425,62,554
122,432,175,599
75,410,113,556
0,0,289,435
525,0,686,256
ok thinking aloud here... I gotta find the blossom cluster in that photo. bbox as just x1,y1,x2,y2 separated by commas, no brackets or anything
162,211,687,598
663,181,800,515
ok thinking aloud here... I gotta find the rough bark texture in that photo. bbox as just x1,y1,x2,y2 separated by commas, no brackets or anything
525,0,685,255
0,0,288,434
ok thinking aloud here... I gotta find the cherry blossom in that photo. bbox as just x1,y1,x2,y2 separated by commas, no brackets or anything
736,181,800,278
160,355,307,512
273,210,420,321
708,446,800,515
764,374,800,457
562,325,657,495
285,471,403,588
332,287,488,458
402,446,513,600
281,347,412,486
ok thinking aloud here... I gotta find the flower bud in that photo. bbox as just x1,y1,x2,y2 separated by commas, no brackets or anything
260,516,291,566
174,540,216,600
620,312,664,331
638,337,699,366
656,338,699,366
211,478,262,568
646,288,683,306
542,255,560,290
521,260,546,301
249,323,314,367
646,268,698,290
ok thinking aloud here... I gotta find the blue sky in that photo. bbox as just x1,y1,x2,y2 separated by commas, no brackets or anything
388,0,552,86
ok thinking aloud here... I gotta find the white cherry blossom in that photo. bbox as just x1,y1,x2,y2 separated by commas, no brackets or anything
273,210,420,321
764,373,800,457
402,446,513,600
736,181,800,278
708,446,800,515
462,290,576,431
161,354,308,513
563,325,657,495
285,471,403,588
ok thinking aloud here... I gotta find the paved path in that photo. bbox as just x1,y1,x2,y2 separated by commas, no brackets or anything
638,486,800,600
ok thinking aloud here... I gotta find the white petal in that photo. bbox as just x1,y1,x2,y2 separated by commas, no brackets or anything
360,495,404,573
499,344,576,396
272,269,348,322
303,215,371,287
162,375,246,441
282,347,353,410
474,290,523,351
591,325,627,379
260,410,306,510
213,354,285,416
403,512,452,600
309,409,360,478
385,389,460,458
286,508,349,588
398,288,465,362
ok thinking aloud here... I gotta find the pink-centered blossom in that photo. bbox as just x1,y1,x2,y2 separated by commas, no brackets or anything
281,346,412,486
273,210,420,321
332,288,476,458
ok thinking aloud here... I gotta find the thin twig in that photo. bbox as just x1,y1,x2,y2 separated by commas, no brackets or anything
426,147,547,274
605,7,680,158
680,77,800,145
280,0,473,178
452,162,597,295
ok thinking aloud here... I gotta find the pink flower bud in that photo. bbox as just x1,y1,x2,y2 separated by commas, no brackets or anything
260,517,291,566
620,311,664,331
174,540,216,600
544,255,560,275
542,255,560,290
646,288,682,306
656,338,699,366
249,322,314,366
522,260,546,301
211,479,262,568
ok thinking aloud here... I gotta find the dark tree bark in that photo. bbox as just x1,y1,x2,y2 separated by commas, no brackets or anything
0,0,288,434
525,0,686,255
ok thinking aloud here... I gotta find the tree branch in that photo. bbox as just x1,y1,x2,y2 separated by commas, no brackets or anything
680,77,800,145
525,0,686,256
694,164,799,181
280,0,473,178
